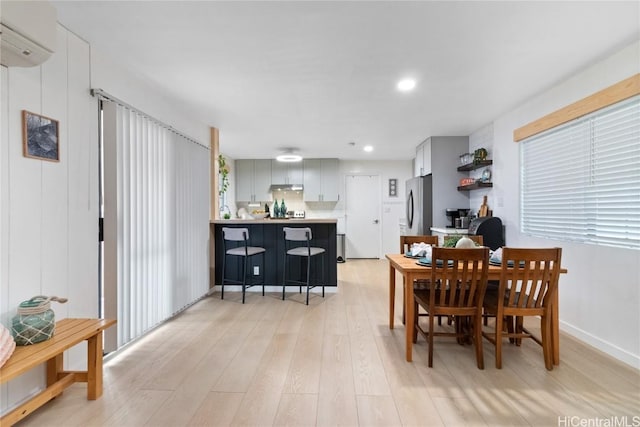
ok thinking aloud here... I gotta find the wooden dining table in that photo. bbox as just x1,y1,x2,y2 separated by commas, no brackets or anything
386,253,567,363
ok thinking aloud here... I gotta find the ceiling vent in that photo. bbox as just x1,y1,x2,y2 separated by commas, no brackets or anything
1,1,57,67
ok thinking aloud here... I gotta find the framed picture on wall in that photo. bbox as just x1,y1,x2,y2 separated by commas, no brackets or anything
22,110,59,162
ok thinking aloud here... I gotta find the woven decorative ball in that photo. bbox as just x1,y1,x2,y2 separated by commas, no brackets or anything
0,323,16,368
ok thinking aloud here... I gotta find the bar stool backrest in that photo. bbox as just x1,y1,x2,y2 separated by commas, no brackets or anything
223,227,249,242
284,227,312,242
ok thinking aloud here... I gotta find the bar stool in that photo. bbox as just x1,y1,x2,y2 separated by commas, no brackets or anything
221,227,266,304
282,227,325,305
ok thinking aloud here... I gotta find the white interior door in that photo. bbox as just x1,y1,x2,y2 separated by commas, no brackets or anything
345,175,380,258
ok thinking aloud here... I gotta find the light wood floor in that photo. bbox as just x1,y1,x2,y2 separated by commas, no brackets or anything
18,259,640,426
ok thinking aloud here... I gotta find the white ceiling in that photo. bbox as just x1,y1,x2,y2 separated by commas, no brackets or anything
52,1,639,160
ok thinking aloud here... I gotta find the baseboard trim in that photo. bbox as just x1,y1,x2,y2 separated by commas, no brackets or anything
560,320,640,369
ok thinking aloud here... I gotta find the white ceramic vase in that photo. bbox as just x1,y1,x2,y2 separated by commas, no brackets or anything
455,236,476,249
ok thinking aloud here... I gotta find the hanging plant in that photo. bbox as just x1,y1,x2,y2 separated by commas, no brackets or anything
218,154,230,196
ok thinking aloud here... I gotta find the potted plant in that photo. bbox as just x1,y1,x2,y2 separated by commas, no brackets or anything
218,155,232,219
218,154,230,196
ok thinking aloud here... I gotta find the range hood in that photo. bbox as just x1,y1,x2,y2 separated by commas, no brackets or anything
269,184,304,191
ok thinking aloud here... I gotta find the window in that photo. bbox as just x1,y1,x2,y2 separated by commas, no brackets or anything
520,95,640,249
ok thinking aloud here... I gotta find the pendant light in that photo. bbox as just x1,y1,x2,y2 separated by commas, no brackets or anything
276,148,302,162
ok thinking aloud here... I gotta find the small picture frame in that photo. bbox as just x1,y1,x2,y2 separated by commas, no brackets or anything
22,110,59,162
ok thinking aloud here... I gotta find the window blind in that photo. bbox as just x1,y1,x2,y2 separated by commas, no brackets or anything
521,95,640,249
102,101,210,348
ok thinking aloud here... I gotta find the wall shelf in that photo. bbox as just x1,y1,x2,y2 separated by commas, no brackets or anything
457,159,492,172
457,182,493,191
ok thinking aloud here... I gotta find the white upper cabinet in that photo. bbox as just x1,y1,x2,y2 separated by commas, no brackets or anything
254,160,272,201
303,159,321,200
415,143,424,176
235,159,272,202
271,160,303,185
423,138,432,176
235,160,253,201
414,138,432,177
303,158,339,202
320,159,339,201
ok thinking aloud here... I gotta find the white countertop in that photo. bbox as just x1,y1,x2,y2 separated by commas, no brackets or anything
430,227,469,235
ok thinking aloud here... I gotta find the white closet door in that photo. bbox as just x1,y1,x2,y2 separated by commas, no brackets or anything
345,175,380,259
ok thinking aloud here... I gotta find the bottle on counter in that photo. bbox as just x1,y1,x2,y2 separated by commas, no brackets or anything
280,199,287,218
265,203,270,218
273,200,279,218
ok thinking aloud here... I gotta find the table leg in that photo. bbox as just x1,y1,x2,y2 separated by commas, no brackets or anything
389,265,396,329
405,272,414,362
87,331,104,400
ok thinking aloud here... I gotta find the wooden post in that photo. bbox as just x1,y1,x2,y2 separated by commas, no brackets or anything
210,127,219,289
210,127,220,220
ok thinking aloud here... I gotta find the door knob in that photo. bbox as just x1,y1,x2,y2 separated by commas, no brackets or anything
373,219,379,224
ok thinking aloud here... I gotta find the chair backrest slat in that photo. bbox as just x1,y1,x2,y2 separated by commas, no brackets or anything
429,247,490,310
500,247,562,312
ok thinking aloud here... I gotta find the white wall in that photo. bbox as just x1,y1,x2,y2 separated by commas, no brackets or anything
0,24,212,414
468,123,494,220
491,40,640,367
0,26,98,413
90,50,210,145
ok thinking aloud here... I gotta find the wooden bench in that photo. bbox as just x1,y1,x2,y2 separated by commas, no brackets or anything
0,318,116,426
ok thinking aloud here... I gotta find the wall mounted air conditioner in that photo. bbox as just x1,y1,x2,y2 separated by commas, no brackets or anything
0,1,57,67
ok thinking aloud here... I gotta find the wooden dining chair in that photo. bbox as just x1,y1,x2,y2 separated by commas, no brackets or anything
413,246,490,368
444,234,491,325
399,235,439,324
400,235,439,254
482,247,562,370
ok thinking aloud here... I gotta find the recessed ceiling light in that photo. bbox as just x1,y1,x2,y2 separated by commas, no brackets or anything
363,145,374,152
397,78,416,92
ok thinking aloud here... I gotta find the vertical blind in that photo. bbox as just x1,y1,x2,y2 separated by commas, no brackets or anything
103,101,209,348
520,95,640,249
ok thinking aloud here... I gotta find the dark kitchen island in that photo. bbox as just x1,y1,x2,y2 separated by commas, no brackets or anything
210,218,338,291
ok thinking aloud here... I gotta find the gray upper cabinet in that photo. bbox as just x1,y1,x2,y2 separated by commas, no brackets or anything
303,158,339,202
235,159,272,202
271,161,303,185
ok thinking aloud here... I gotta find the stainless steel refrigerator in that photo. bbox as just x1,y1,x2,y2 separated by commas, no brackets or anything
405,174,432,235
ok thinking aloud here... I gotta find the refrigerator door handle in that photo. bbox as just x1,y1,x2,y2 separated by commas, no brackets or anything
407,190,414,229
